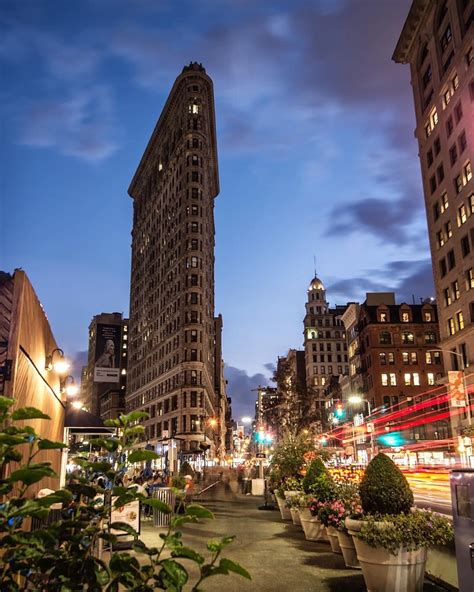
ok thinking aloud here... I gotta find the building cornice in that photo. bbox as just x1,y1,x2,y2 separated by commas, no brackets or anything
392,0,433,64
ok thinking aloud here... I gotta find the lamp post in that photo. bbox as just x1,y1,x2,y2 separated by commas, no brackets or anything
348,395,374,459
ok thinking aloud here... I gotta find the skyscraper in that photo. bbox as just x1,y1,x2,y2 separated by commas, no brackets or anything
127,63,221,458
393,0,473,432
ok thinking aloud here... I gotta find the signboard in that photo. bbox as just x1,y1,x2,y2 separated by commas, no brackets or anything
448,371,466,407
366,422,375,433
110,498,140,535
94,324,121,383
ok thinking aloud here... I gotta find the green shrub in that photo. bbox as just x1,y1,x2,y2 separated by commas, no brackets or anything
302,458,328,494
358,511,454,554
359,453,413,515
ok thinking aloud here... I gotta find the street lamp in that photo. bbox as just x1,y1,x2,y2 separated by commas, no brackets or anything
241,416,252,425
62,375,79,397
45,348,70,375
348,395,374,458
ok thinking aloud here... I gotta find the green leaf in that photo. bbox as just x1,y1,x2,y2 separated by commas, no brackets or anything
160,559,188,588
104,418,121,427
141,498,171,513
0,396,14,409
218,558,251,580
12,407,50,420
109,521,138,537
120,411,149,424
127,449,159,464
38,439,67,450
0,434,29,446
207,536,235,553
10,465,56,486
185,504,214,520
171,546,204,565
36,490,73,506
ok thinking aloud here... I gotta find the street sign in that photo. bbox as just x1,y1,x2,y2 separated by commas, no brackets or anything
367,422,375,433
256,453,266,459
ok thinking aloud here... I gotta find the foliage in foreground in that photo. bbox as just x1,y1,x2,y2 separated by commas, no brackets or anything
0,396,250,590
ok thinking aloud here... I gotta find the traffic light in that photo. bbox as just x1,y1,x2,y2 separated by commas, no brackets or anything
334,403,345,419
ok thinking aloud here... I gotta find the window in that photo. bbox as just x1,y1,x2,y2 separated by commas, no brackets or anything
458,204,467,226
189,103,199,114
437,230,445,248
452,280,460,300
426,351,441,365
390,373,397,386
446,116,454,137
441,192,449,211
445,221,452,238
470,194,474,215
388,352,395,365
413,373,420,386
459,131,467,154
401,311,410,322
434,137,441,155
455,175,463,194
427,373,435,386
424,311,433,322
454,102,463,124
379,332,391,344
404,373,412,386
440,23,452,52
465,162,472,183
440,258,447,277
422,64,432,89
427,149,434,167
379,353,387,365
447,249,456,270
402,332,415,344
379,312,388,322
450,144,458,166
444,287,452,306
461,235,471,257
437,164,444,184
411,352,418,364
448,317,456,335
402,352,409,365
466,268,474,289
430,175,437,194
457,311,465,330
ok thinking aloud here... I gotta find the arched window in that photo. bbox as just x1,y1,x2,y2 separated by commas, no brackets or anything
379,331,391,345
402,331,415,344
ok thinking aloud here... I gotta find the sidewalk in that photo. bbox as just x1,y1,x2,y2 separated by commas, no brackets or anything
140,485,448,591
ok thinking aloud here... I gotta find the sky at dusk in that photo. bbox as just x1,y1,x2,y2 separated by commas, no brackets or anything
0,0,434,418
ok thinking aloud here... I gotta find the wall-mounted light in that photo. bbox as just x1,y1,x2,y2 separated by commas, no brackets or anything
45,348,70,375
71,401,83,410
62,375,79,397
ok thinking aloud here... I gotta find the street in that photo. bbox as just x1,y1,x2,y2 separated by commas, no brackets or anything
140,484,449,591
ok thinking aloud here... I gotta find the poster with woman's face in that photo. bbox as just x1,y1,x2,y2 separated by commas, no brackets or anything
94,324,121,383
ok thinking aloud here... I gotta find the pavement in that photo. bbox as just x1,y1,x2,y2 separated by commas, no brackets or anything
138,483,450,592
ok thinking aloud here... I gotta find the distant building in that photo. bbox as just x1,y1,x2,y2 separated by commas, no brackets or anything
126,63,224,459
393,0,473,434
340,293,449,443
303,275,348,431
83,312,128,419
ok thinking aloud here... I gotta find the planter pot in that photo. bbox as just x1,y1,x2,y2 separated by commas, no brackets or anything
326,525,342,554
283,490,299,500
289,508,302,526
337,530,360,569
299,508,328,542
353,537,427,592
276,496,291,521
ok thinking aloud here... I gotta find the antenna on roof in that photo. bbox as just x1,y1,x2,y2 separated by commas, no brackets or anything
313,255,317,277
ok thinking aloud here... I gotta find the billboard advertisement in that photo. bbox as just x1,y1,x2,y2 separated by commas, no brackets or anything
448,370,466,407
94,323,121,383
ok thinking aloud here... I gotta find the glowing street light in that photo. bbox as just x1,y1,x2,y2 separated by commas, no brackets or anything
45,348,70,375
241,416,252,425
63,375,79,397
71,401,83,410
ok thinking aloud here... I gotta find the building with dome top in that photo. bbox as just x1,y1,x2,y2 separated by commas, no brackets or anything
303,274,348,431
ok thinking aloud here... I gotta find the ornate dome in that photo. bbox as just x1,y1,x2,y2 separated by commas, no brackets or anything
308,276,324,291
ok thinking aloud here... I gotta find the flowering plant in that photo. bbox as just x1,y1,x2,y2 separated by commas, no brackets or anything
315,500,347,528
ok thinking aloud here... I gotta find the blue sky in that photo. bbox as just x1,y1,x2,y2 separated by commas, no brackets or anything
1,0,434,418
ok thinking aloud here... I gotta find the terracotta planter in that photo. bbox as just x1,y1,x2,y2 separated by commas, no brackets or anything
326,525,342,554
276,495,291,520
289,508,302,526
346,518,427,592
299,508,328,542
337,530,360,568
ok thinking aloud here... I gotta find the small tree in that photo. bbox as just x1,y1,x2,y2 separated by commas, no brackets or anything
359,453,413,515
302,457,328,493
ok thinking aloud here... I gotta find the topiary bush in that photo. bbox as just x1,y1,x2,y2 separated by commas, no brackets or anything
359,453,413,515
302,457,328,494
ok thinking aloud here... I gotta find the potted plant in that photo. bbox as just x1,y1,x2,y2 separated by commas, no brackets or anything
315,499,346,553
285,491,308,527
347,453,454,592
274,484,292,521
299,458,334,542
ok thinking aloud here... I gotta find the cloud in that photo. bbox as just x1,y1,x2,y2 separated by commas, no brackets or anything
263,362,276,374
18,86,118,161
225,365,271,419
327,258,434,304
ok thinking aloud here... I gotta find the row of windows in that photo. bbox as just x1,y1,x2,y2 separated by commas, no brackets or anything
311,342,345,352
311,365,347,375
379,350,442,365
447,310,465,335
378,309,434,323
378,331,437,345
312,354,349,363
440,230,474,278
381,372,440,387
